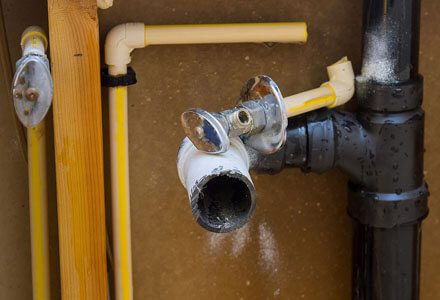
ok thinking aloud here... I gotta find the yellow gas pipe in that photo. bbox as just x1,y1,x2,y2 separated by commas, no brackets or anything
20,28,51,300
28,121,50,300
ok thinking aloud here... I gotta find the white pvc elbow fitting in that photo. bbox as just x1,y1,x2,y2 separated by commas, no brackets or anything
105,22,145,75
97,0,113,9
177,138,256,233
325,57,355,107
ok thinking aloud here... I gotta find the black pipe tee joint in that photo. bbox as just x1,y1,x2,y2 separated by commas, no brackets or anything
259,75,428,220
257,1,427,298
256,77,428,299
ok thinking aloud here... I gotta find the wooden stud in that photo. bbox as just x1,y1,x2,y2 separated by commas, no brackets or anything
47,0,108,298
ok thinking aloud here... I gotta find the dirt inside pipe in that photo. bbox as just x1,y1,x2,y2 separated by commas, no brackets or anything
192,174,254,233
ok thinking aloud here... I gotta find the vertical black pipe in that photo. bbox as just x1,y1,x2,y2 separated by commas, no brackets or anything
352,221,422,300
352,1,427,300
250,2,427,298
361,0,420,83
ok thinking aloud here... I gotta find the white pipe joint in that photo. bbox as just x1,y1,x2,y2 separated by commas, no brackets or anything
21,26,47,56
97,0,113,9
177,138,256,233
105,22,145,75
323,57,355,107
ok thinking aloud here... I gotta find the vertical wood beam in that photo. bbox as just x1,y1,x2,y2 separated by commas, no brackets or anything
0,2,27,160
47,1,107,298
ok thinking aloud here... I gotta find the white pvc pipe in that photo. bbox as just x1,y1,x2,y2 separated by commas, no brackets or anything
144,23,307,46
105,22,307,75
177,138,255,233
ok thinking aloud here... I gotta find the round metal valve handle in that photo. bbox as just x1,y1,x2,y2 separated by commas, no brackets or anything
181,75,288,154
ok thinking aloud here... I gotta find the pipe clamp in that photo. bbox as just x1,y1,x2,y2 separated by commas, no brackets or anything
101,67,137,87
356,76,423,112
348,182,429,228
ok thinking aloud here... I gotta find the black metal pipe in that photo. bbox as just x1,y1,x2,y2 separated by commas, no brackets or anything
256,1,427,291
354,1,426,299
361,0,421,83
351,220,423,300
256,107,428,300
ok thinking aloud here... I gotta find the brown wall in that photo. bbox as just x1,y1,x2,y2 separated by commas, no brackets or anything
0,0,439,299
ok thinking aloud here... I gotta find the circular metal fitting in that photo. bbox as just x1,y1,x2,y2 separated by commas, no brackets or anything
233,109,252,128
181,108,229,154
240,75,288,154
25,88,40,101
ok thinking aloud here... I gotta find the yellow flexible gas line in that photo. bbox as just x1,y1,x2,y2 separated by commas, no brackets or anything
18,27,52,300
105,22,307,300
284,85,336,116
28,121,50,300
109,86,132,300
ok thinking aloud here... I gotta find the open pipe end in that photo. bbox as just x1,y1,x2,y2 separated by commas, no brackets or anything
190,172,256,233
